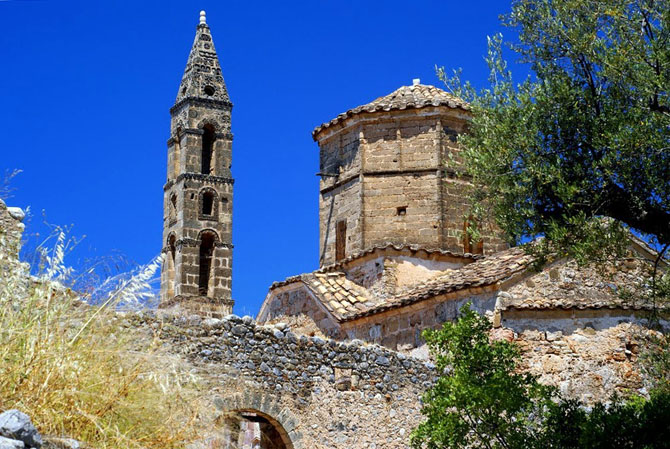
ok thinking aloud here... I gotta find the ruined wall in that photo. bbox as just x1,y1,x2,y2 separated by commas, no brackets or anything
156,314,436,449
500,311,665,403
0,200,28,298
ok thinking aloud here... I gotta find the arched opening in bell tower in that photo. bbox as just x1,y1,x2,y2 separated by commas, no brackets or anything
201,124,216,175
167,234,177,298
173,127,182,179
198,231,216,296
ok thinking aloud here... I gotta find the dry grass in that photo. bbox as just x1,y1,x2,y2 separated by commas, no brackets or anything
0,228,202,448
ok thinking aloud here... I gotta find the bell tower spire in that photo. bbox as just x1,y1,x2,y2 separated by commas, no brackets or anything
175,10,230,105
160,11,234,316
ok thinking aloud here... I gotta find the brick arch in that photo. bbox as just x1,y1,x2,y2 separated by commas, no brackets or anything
213,391,304,449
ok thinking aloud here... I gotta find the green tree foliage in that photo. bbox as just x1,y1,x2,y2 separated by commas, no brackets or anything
411,305,670,449
410,306,554,449
442,0,670,261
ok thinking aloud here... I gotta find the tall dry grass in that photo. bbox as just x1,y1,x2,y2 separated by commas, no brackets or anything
0,226,202,448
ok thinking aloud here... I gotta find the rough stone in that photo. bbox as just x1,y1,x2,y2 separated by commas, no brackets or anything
0,437,24,449
0,410,42,449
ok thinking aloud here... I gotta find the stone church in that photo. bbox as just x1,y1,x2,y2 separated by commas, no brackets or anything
153,11,667,449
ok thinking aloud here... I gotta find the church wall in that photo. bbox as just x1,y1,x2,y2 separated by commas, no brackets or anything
342,292,497,354
319,179,362,266
362,173,441,248
318,128,363,266
499,310,666,403
260,285,343,339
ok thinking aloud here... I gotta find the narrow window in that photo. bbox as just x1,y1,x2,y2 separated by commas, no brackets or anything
396,206,407,216
198,232,216,296
173,127,182,178
168,235,177,298
201,124,216,175
202,191,214,216
168,194,177,223
336,220,347,261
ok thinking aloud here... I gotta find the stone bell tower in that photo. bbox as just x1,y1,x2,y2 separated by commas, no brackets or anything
160,11,234,316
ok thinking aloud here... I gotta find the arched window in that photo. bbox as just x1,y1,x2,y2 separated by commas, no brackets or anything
169,193,177,223
173,127,182,178
202,191,214,216
199,189,218,220
167,235,177,298
198,231,216,296
201,124,216,175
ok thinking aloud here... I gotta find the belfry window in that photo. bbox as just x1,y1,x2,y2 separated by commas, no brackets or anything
167,234,177,298
173,127,182,178
202,191,214,216
198,232,216,296
169,194,177,222
201,124,216,175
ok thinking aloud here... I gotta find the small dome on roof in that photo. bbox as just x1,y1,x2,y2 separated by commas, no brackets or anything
312,83,470,140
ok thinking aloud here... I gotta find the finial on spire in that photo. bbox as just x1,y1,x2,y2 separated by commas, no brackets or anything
199,10,206,25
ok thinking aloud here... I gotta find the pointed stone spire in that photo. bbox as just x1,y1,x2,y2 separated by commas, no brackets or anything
175,10,231,105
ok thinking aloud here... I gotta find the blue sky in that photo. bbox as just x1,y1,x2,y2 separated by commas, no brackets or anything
0,0,519,316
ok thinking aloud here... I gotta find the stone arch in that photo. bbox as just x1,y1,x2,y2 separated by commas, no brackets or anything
212,392,304,449
197,118,219,130
197,228,220,243
198,187,218,220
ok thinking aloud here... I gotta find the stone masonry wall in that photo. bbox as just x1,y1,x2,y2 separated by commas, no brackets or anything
316,108,509,266
156,314,436,449
260,286,344,338
319,127,363,266
342,292,497,356
362,173,441,249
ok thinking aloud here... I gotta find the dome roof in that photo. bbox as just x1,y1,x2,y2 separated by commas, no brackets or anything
312,83,469,140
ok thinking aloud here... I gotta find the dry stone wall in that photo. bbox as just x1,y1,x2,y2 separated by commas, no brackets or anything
156,313,436,449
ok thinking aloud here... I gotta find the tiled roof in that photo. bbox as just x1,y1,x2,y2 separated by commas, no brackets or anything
270,243,480,290
302,273,379,319
318,243,480,274
499,295,660,312
268,247,531,322
343,247,533,320
265,239,664,323
312,83,470,139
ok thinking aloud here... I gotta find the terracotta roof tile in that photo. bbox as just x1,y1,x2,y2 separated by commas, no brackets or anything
341,247,533,320
312,83,470,139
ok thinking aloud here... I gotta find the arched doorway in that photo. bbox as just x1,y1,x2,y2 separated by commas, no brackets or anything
216,409,293,449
